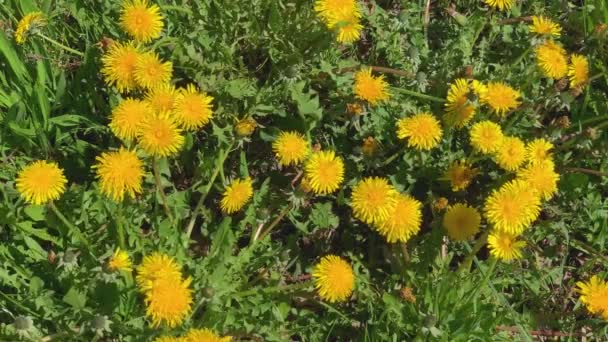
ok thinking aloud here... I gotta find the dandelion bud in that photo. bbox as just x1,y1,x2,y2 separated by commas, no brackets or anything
14,316,32,331
346,103,364,116
554,115,571,129
433,197,449,211
584,127,599,140
400,286,416,303
362,137,379,158
235,117,257,137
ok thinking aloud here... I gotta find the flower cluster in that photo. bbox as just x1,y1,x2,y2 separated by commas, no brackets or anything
314,0,363,43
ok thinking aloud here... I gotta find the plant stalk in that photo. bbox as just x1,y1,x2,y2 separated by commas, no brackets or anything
459,230,489,273
153,158,174,222
49,202,91,252
36,33,85,57
390,87,446,103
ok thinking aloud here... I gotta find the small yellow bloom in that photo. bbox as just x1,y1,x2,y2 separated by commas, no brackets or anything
576,276,608,320
272,131,309,166
145,84,177,113
483,82,521,116
304,150,345,195
444,79,476,128
354,68,390,105
184,328,231,342
529,16,561,37
120,0,164,42
350,177,398,225
312,255,355,303
14,12,45,44
16,161,67,205
443,203,481,241
471,80,488,100
173,84,214,130
446,160,476,191
154,336,183,342
375,194,422,243
396,112,443,150
568,54,589,88
336,16,363,43
235,117,257,137
108,248,132,272
134,52,173,90
469,121,504,154
101,41,143,92
136,252,182,288
484,179,541,235
144,276,193,328
535,40,568,79
137,114,185,157
517,160,559,201
494,136,526,172
94,148,144,201
109,98,154,141
526,138,553,165
488,230,526,261
433,197,449,211
483,0,514,11
346,103,364,116
315,0,362,43
220,178,253,214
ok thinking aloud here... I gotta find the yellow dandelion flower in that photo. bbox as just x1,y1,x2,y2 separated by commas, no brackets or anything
137,114,185,157
361,137,379,157
535,40,568,79
529,16,561,37
146,84,177,113
173,84,214,130
336,16,363,43
134,52,173,90
312,255,355,303
154,336,183,342
16,161,67,205
444,79,476,128
350,177,398,225
136,252,182,288
517,160,559,201
494,136,526,171
354,68,390,105
184,328,231,342
526,138,553,165
314,0,358,22
14,12,45,44
576,276,608,320
346,102,364,116
220,178,253,214
144,276,192,328
396,112,443,150
446,160,476,191
483,0,515,11
488,230,526,261
108,248,132,272
101,41,143,92
235,117,257,137
483,82,521,116
484,179,541,235
272,131,309,166
120,0,164,42
469,121,504,154
471,80,488,101
443,203,481,241
568,54,589,88
109,98,154,141
94,148,144,201
375,194,422,243
304,150,345,195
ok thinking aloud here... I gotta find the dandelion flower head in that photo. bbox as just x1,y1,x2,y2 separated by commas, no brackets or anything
220,178,253,214
350,177,398,225
120,0,164,42
173,84,214,131
94,148,144,201
576,276,608,320
16,161,67,205
101,41,143,92
109,98,154,141
469,120,504,154
526,138,553,165
517,160,559,201
568,54,589,88
137,114,185,157
354,68,390,105
444,78,476,128
134,52,173,90
144,276,192,328
15,12,45,44
494,136,526,172
304,150,345,195
535,40,568,79
184,328,232,342
108,248,132,272
483,0,515,11
146,84,177,114
443,203,481,241
446,160,476,191
529,16,561,37
483,82,521,116
396,112,443,150
375,194,422,243
312,255,355,303
484,179,541,235
488,230,526,261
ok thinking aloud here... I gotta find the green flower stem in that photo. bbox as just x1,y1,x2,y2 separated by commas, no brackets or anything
234,280,313,297
381,146,406,167
511,45,534,68
116,202,126,250
36,33,85,57
400,242,411,264
185,142,235,239
458,230,489,273
153,158,174,222
49,202,91,252
252,204,293,244
588,72,606,83
390,87,446,103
